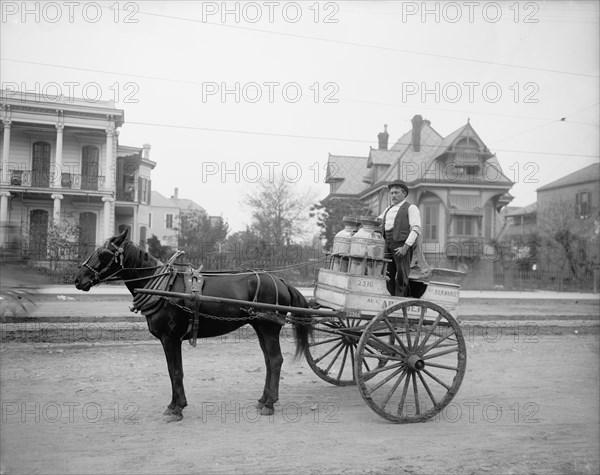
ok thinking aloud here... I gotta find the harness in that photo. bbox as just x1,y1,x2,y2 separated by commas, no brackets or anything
81,241,126,286
129,255,284,347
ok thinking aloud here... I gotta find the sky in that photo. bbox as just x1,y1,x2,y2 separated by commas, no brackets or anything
1,0,599,234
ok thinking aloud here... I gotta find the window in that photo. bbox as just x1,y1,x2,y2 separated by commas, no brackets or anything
32,141,51,187
139,226,147,247
81,145,100,190
576,191,592,218
148,213,152,228
423,203,439,241
165,213,174,229
137,178,152,204
455,216,476,237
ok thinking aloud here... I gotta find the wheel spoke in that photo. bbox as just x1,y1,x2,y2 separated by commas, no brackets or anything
425,362,458,371
309,336,340,347
412,306,426,349
380,369,408,410
324,342,346,374
335,346,349,383
417,371,437,406
412,372,421,415
368,333,407,358
365,367,405,396
414,312,444,351
383,317,409,354
421,368,451,390
418,328,457,354
402,307,412,351
421,346,459,360
397,371,412,416
362,353,403,362
362,362,404,379
313,341,343,364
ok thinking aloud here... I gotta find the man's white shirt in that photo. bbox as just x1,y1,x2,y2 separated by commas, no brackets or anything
378,200,422,247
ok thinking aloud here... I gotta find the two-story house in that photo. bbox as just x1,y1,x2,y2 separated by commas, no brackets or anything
0,90,154,259
148,188,205,248
324,115,514,275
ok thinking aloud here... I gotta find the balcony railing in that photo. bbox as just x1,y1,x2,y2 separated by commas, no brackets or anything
7,169,105,191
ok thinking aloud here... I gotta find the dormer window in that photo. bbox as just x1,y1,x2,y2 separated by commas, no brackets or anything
454,138,480,167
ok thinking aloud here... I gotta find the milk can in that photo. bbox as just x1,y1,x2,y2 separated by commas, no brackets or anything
349,216,385,275
332,216,360,255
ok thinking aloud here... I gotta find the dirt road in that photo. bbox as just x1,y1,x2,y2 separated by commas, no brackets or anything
1,333,598,474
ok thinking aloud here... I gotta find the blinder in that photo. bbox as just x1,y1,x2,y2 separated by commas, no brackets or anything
82,240,125,285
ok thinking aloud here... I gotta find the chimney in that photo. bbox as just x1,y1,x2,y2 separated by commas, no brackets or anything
142,143,151,159
377,124,389,150
411,115,424,152
173,187,178,199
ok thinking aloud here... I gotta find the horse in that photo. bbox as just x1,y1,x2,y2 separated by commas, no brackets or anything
74,229,313,422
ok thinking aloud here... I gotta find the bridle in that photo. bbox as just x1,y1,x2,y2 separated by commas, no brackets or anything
81,240,126,286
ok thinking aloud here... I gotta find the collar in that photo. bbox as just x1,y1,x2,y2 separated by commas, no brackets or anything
388,199,406,210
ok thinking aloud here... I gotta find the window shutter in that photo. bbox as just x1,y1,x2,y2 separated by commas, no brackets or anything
148,180,152,204
138,177,142,202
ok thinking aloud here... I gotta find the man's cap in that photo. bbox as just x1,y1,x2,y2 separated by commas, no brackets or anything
387,179,409,194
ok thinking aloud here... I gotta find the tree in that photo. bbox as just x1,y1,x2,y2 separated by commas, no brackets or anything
537,197,599,279
46,214,83,268
243,177,317,251
311,197,370,251
147,234,171,262
176,208,229,263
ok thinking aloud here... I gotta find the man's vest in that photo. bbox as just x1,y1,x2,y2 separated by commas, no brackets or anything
382,201,411,244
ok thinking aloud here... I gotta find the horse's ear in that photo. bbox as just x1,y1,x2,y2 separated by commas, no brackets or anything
115,228,129,244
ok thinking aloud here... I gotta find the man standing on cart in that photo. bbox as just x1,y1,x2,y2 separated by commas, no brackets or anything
379,179,422,297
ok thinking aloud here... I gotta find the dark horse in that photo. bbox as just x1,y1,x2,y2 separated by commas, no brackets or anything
74,229,312,422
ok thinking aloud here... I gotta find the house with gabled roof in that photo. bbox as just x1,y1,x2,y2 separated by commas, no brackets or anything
148,188,208,249
324,115,514,269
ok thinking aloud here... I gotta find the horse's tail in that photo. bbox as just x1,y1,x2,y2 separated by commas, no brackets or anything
286,284,314,360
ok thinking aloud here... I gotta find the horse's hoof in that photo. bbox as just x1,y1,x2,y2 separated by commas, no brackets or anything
256,401,265,410
164,413,183,423
163,407,175,416
260,406,274,416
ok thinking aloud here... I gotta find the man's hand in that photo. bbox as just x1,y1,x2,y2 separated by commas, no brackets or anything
395,244,410,256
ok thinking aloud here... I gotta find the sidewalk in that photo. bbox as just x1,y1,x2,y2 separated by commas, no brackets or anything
35,285,600,300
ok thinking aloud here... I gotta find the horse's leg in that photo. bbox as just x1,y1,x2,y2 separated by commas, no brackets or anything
254,328,272,411
252,322,284,416
159,335,187,422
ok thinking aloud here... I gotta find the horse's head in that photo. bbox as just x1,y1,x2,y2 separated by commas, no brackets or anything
74,229,130,291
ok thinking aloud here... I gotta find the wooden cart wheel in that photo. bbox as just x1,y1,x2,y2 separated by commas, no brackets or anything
354,300,467,423
305,312,389,386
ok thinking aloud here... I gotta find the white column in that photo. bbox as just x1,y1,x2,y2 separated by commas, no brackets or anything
104,126,115,191
2,120,11,185
53,123,64,188
102,196,114,239
51,193,63,225
0,191,11,246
